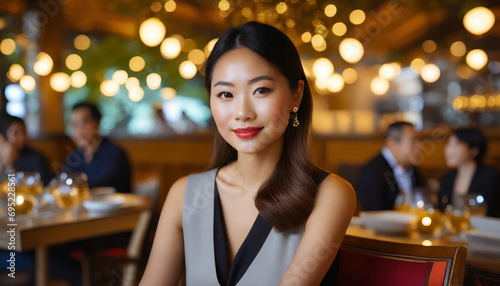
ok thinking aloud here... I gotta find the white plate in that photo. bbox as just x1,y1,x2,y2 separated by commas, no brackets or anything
470,216,500,236
462,230,500,256
83,194,125,213
360,211,416,234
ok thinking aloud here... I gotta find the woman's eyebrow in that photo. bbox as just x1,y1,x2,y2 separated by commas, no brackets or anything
248,75,275,85
213,75,275,87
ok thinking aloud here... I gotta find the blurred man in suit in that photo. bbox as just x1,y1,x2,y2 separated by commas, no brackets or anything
357,121,424,211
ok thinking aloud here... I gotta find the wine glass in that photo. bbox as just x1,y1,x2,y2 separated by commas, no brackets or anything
52,172,81,212
14,172,41,216
444,194,470,233
413,187,443,235
464,193,487,216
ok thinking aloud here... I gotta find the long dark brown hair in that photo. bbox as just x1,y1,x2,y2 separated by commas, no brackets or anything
205,21,318,232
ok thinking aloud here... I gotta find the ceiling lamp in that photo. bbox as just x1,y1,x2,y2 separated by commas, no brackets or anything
466,49,488,70
312,58,334,78
463,7,495,35
139,17,166,47
339,38,364,64
420,64,441,83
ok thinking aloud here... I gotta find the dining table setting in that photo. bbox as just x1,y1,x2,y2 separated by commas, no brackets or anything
0,171,152,286
347,189,500,275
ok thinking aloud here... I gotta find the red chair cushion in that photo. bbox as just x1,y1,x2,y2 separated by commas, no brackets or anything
338,248,447,286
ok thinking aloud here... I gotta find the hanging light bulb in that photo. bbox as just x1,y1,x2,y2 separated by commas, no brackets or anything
421,64,441,83
463,7,495,35
312,58,334,78
161,37,181,59
370,76,390,95
339,38,364,64
50,73,71,92
466,49,488,70
139,17,166,47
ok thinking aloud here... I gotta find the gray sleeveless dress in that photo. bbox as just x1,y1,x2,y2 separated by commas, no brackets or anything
182,168,339,286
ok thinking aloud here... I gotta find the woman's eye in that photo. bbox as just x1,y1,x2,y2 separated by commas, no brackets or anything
217,92,232,99
255,87,271,95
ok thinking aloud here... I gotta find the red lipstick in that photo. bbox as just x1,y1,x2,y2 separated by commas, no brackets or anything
233,127,263,138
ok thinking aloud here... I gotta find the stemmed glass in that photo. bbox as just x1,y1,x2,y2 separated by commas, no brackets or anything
444,194,470,233
413,187,443,235
51,172,89,215
14,172,43,216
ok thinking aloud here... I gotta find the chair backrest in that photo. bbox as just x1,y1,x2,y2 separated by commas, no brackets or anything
338,235,467,286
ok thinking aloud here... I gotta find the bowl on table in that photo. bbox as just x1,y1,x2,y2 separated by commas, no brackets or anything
360,211,417,235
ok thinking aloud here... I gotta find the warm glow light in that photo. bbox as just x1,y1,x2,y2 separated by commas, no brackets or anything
410,58,425,74
421,217,432,226
188,49,206,65
469,94,479,109
327,74,344,93
332,22,347,36
8,64,24,82
160,87,176,100
204,38,218,57
100,80,119,97
33,52,53,76
453,96,464,110
422,240,432,246
311,34,325,48
146,73,161,90
242,7,253,18
370,76,390,95
301,32,312,43
421,64,441,83
457,65,474,79
463,6,495,35
0,38,16,55
74,35,91,51
487,96,496,107
450,41,466,57
276,2,287,14
139,17,166,47
161,37,182,59
325,4,337,17
19,75,36,92
342,68,358,84
164,0,176,12
50,72,71,92
129,56,146,72
112,70,128,84
71,71,87,88
379,62,401,80
65,54,82,71
129,86,144,102
312,58,334,78
218,0,230,11
125,77,140,90
179,60,197,79
150,1,162,12
339,38,364,64
466,49,488,70
422,40,437,53
315,77,329,90
349,9,366,25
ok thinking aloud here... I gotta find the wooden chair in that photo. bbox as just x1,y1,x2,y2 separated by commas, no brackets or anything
338,235,467,286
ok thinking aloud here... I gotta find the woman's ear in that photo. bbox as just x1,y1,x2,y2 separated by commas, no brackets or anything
290,80,305,112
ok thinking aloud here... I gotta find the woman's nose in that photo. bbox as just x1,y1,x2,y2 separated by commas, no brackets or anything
233,96,256,121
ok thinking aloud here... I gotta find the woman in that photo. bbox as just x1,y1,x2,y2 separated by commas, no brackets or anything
0,115,52,186
438,128,500,217
140,22,355,285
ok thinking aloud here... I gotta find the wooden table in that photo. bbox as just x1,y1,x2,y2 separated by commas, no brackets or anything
0,194,152,286
347,218,500,275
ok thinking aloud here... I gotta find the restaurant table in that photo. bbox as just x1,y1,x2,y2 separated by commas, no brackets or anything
346,217,500,275
0,194,152,286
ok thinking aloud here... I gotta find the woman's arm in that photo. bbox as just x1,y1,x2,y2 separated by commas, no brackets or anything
139,176,188,285
279,174,356,286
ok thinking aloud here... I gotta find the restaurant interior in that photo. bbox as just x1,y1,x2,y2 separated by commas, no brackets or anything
1,0,500,285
